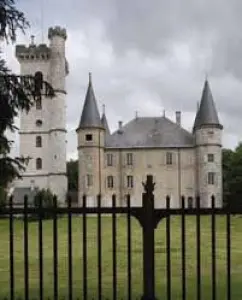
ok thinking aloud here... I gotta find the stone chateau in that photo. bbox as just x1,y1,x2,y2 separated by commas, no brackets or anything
12,26,223,208
77,74,223,208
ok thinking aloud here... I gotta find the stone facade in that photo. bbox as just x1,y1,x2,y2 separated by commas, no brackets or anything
14,27,68,203
77,77,223,208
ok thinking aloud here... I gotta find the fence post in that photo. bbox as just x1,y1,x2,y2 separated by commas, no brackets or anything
141,175,156,300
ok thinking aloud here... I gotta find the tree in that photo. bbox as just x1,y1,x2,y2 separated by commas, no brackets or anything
67,159,78,191
0,0,54,189
222,148,234,206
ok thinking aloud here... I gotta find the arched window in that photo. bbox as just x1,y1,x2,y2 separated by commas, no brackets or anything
36,136,42,147
34,71,43,91
36,158,42,170
36,97,42,109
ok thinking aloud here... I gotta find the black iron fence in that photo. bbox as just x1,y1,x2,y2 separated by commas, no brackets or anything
0,175,242,300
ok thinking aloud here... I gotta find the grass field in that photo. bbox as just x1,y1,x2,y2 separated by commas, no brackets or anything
0,215,242,299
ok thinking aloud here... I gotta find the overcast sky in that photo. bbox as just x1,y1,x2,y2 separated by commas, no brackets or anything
3,0,242,159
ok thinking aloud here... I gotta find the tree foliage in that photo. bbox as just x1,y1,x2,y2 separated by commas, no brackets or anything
33,188,57,219
67,159,78,191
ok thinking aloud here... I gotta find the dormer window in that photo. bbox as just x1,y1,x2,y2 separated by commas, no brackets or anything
85,134,93,141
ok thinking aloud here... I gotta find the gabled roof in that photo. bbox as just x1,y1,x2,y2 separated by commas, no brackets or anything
193,80,222,131
106,116,194,148
77,73,102,129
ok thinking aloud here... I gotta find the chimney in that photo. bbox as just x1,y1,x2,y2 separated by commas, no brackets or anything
118,121,123,133
176,111,181,126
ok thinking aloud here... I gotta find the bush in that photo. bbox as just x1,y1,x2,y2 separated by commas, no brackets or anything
33,188,58,220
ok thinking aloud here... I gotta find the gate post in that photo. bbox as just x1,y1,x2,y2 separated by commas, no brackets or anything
141,175,156,300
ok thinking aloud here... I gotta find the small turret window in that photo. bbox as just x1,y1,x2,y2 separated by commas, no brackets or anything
85,134,93,141
208,154,214,162
208,172,215,185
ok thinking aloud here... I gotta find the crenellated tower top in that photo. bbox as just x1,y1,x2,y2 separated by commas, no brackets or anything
48,26,67,40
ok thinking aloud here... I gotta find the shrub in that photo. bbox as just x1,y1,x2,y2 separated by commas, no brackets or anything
33,188,58,219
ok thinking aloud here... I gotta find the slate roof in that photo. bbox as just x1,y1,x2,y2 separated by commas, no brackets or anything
77,73,102,129
106,116,194,148
193,80,222,130
101,113,110,135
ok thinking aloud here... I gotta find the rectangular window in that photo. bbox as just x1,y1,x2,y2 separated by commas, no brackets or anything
107,175,114,188
85,134,93,141
127,175,134,188
208,154,214,162
166,152,173,165
208,172,215,185
86,174,93,187
107,153,113,166
127,153,133,165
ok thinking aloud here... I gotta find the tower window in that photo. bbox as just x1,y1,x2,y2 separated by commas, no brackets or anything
208,154,214,162
36,119,43,127
36,97,42,109
85,134,93,141
36,158,42,170
34,71,43,90
208,172,215,185
36,136,42,147
127,153,133,165
127,175,134,188
86,174,93,187
166,152,173,165
107,176,114,188
107,154,113,166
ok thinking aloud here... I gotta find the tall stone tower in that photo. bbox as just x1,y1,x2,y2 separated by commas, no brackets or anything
14,26,68,203
76,74,105,206
194,80,223,207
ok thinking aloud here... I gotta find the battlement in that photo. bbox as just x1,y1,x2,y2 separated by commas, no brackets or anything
48,26,67,40
15,44,50,61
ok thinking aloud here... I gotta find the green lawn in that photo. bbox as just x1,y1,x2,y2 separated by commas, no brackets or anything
0,215,242,299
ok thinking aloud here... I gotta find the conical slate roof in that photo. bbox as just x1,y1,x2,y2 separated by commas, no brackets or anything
193,80,222,131
78,73,102,129
101,112,110,135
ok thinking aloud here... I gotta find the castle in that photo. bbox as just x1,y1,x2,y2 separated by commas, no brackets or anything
77,75,223,208
13,26,223,208
13,26,68,203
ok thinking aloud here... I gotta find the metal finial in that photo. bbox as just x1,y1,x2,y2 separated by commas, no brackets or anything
102,104,105,114
135,111,138,119
163,109,166,117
